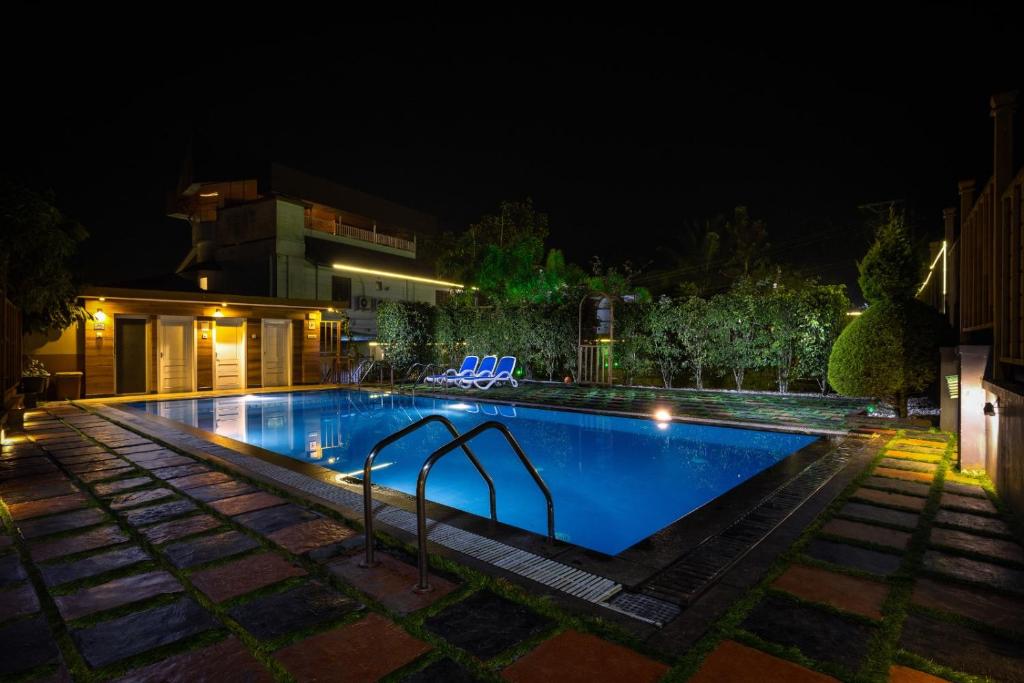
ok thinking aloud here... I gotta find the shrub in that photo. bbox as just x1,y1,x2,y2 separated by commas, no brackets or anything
376,301,434,370
857,209,921,304
827,299,949,416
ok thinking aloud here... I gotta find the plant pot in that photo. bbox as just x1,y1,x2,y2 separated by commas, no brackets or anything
21,376,49,395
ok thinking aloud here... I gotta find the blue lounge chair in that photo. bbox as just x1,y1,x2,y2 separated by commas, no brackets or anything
424,355,480,385
461,355,518,390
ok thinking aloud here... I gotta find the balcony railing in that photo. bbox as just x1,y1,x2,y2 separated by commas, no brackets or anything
305,215,416,253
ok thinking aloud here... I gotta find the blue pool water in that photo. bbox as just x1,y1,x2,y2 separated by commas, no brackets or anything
129,390,815,555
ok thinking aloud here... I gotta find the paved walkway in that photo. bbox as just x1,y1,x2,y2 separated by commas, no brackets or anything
2,405,1022,682
403,382,869,433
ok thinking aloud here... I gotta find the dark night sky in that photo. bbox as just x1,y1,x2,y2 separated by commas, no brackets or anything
5,12,1022,303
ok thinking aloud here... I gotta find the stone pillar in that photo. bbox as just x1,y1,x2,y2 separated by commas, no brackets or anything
939,347,959,434
958,345,991,471
991,91,1018,196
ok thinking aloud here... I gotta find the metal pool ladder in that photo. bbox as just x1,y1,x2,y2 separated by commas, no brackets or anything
361,415,496,568
414,420,555,591
360,417,556,592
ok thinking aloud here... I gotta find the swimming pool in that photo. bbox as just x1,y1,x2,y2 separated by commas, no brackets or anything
129,390,816,555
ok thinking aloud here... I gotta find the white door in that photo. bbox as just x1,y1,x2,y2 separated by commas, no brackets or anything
262,319,291,387
213,397,245,440
159,318,193,393
214,320,245,389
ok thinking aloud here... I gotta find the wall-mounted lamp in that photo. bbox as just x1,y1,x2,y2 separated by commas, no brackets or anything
984,401,997,417
93,308,107,323
213,308,224,318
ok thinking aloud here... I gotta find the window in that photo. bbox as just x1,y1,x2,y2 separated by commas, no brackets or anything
332,276,352,305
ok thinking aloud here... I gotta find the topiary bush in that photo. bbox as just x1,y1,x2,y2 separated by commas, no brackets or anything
828,299,950,416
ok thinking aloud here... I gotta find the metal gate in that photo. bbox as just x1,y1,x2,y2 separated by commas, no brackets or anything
319,320,354,383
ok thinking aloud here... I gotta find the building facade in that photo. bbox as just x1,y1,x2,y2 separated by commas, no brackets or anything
925,91,1023,518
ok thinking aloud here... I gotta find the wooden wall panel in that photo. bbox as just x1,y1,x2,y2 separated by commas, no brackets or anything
197,318,213,390
291,315,321,384
247,318,262,388
149,316,158,392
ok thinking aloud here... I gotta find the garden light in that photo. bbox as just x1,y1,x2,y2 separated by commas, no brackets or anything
654,409,672,422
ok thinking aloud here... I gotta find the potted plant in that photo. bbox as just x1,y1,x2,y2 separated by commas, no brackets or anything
22,358,51,397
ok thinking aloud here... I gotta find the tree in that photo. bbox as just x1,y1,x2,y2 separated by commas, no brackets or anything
677,296,714,389
828,300,950,416
646,296,684,388
797,284,850,393
829,208,948,415
614,301,651,386
723,206,771,280
765,283,807,393
708,282,770,390
857,207,921,304
0,182,88,332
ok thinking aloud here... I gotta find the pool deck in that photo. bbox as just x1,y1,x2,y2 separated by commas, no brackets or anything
2,395,1023,681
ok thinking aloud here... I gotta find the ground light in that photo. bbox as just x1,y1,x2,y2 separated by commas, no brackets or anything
654,409,672,422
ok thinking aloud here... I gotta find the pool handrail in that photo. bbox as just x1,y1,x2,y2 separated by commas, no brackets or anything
361,414,496,568
414,420,555,591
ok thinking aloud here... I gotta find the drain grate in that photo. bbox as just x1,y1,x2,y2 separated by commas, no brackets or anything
641,438,868,606
605,592,681,626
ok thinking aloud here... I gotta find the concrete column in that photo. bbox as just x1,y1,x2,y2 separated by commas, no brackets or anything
958,345,991,471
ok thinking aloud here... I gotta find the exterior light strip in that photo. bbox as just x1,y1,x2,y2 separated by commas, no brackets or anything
331,263,464,289
917,241,947,296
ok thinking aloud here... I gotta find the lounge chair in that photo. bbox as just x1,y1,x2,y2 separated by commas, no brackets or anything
461,355,518,390
424,355,480,385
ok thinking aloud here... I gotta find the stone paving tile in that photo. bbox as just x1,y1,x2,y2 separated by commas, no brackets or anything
922,550,1024,594
228,580,363,641
0,581,41,622
234,504,320,535
8,492,90,520
59,451,118,464
943,480,986,498
874,467,934,483
67,459,130,474
78,467,135,483
18,508,108,540
29,525,130,562
329,553,458,616
184,480,256,503
190,552,307,603
772,563,888,619
164,471,232,490
0,480,79,505
820,519,911,550
837,502,920,530
121,499,198,527
899,612,1024,682
424,590,554,660
140,514,222,545
113,443,164,456
0,472,70,495
898,438,947,449
502,628,668,683
93,477,153,496
934,509,1013,538
0,554,28,587
108,488,175,511
133,455,197,471
149,463,210,480
275,612,431,683
939,492,998,516
929,527,1024,565
209,491,285,516
742,594,875,670
878,458,937,473
48,445,105,457
267,518,356,555
72,597,218,668
162,530,259,569
0,614,60,675
54,570,182,621
402,658,479,683
912,577,1024,632
851,488,926,512
861,476,931,498
111,635,273,683
122,449,180,465
689,639,838,683
805,539,903,575
883,449,941,462
39,546,151,588
888,664,948,682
